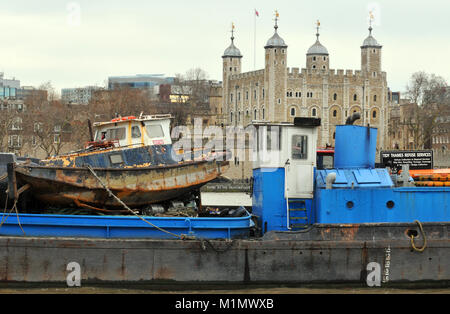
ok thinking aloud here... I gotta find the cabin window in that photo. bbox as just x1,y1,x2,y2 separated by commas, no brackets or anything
266,127,282,152
146,124,164,138
109,154,124,165
103,128,126,141
131,126,141,138
292,135,308,160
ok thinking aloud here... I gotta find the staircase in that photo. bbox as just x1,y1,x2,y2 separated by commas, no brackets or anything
288,199,309,230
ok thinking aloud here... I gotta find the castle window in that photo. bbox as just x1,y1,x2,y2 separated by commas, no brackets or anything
372,110,377,119
238,92,241,101
278,99,281,104
282,49,285,54
262,89,265,99
230,67,232,71
246,110,249,117
313,56,316,61
312,65,316,69
322,65,326,70
254,90,257,99
374,95,377,102
238,111,241,122
312,108,317,117
234,67,237,72
254,109,257,120
230,93,233,102
246,91,248,100
323,56,327,61
333,93,337,101
262,108,265,120
353,94,357,101
290,107,296,117
333,110,337,117
373,72,377,78
333,132,336,140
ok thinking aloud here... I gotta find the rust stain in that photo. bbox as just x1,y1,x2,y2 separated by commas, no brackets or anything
340,225,360,241
154,267,174,280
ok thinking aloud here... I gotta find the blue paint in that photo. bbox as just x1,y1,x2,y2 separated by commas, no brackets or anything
334,125,377,169
252,168,314,232
314,187,449,224
252,168,288,232
316,169,393,189
0,213,254,240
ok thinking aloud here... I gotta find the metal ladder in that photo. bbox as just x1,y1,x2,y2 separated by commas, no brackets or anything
288,199,309,230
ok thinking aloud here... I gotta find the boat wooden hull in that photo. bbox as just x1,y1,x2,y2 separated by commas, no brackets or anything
14,160,229,209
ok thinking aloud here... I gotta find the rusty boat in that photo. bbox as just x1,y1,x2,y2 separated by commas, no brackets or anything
0,115,449,288
7,114,229,212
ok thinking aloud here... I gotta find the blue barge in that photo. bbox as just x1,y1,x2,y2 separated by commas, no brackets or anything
0,115,448,287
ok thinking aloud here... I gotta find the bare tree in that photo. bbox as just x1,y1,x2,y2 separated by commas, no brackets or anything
404,72,448,149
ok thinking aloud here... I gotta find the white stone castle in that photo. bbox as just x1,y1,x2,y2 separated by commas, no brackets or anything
220,14,389,151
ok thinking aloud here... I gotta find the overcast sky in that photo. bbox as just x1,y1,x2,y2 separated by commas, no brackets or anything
1,0,449,94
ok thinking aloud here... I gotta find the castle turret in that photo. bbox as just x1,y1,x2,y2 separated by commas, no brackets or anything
361,25,382,76
306,21,329,71
222,23,243,126
264,11,288,122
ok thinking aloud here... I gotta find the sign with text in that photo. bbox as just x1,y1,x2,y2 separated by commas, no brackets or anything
380,150,433,173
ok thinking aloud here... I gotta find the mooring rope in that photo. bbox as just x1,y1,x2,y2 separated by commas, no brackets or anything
86,165,193,240
409,220,427,253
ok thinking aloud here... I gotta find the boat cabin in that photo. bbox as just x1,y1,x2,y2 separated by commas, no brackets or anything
92,114,172,148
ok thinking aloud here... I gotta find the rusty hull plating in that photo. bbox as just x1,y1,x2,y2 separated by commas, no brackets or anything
15,159,229,209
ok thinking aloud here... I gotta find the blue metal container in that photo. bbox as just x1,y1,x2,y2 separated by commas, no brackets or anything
334,125,377,169
0,213,254,240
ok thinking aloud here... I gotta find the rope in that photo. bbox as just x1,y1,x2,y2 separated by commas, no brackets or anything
409,220,427,253
0,197,25,235
86,165,192,240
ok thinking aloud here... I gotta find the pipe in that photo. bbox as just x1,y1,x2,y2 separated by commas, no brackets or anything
345,113,361,125
87,119,94,142
326,172,337,190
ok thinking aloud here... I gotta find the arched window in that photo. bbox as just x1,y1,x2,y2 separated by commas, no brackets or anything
254,109,257,120
312,108,317,117
333,110,337,117
262,108,265,120
373,95,377,102
333,93,337,101
353,94,357,101
290,107,296,117
230,112,233,123
372,110,377,118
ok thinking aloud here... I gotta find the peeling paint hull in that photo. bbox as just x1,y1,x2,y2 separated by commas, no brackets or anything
14,160,229,209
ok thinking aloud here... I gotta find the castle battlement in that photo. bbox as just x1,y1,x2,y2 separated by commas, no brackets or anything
230,69,265,81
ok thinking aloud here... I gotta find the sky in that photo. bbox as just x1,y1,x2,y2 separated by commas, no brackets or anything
1,0,449,95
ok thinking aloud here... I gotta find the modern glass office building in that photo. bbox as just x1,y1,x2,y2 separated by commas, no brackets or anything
107,74,175,90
